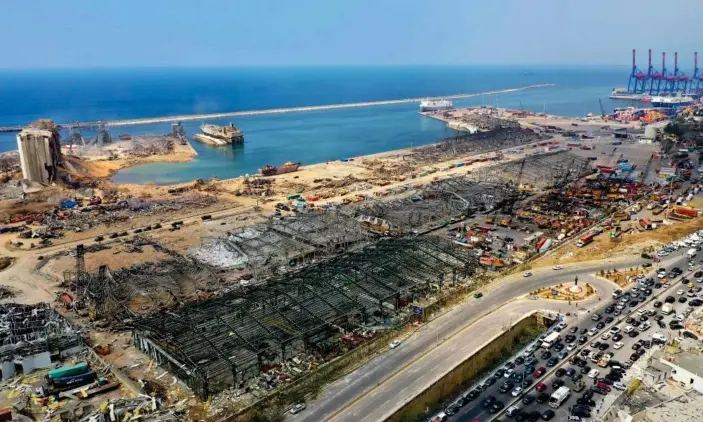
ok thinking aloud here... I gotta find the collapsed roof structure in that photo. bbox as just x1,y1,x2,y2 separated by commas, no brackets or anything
134,236,478,398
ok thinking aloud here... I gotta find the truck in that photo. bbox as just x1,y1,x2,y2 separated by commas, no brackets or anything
688,248,697,259
577,232,596,248
639,218,653,230
548,386,571,408
541,332,560,349
662,304,674,315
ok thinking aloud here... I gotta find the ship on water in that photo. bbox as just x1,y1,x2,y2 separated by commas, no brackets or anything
609,88,651,102
192,123,244,146
259,161,301,177
650,95,695,108
420,99,454,112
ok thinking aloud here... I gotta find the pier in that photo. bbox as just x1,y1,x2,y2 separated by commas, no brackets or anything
0,84,554,132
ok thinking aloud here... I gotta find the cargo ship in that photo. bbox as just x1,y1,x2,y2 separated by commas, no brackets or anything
420,99,454,112
609,88,650,102
650,95,695,108
259,161,301,177
192,123,244,146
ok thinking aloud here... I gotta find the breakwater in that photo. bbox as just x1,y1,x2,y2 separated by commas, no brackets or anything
0,84,554,132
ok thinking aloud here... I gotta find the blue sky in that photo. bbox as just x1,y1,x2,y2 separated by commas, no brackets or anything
2,0,702,68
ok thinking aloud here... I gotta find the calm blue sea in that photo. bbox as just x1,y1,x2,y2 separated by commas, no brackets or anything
0,66,631,184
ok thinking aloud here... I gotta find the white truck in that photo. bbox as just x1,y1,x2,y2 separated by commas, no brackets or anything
662,303,674,315
541,332,560,349
688,248,697,259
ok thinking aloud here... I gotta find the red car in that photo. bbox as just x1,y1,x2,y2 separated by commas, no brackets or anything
535,382,547,392
533,366,546,377
597,382,611,392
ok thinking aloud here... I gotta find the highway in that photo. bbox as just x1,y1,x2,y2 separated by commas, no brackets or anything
450,250,690,422
291,256,652,422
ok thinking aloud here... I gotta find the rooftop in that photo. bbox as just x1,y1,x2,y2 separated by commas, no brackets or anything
661,351,703,376
633,391,703,422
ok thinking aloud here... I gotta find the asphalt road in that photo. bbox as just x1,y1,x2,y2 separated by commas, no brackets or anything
291,255,651,422
450,249,692,422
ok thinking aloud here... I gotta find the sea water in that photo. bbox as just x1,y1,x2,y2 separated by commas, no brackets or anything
0,66,629,184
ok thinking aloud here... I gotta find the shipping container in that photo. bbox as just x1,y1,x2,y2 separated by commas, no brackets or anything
47,362,89,381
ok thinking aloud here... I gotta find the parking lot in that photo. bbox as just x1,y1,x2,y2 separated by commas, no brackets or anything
440,231,703,422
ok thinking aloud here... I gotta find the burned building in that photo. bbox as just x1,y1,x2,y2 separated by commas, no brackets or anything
16,120,62,184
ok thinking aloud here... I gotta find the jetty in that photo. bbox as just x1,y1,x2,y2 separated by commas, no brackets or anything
0,84,554,132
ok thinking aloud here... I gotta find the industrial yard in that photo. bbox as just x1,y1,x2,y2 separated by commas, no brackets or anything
1,98,703,422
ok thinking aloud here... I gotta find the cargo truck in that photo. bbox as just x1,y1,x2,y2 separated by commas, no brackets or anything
577,232,596,248
662,304,674,315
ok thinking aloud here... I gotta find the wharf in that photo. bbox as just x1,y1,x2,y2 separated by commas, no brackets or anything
0,84,555,133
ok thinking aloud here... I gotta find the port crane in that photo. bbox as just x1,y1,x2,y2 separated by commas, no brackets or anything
598,99,606,118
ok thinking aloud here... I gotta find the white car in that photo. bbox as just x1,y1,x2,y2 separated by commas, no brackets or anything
637,309,646,315
588,369,600,379
677,315,685,322
613,341,624,349
677,289,685,295
613,382,627,391
588,328,599,336
523,272,533,277
553,265,563,270
389,340,401,349
601,332,611,340
511,386,523,397
504,368,514,378
624,325,634,333
610,326,621,334
567,342,577,351
290,403,306,414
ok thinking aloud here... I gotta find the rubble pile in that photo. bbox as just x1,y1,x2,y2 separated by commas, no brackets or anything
0,150,20,174
65,257,219,326
126,135,176,157
78,397,185,422
410,127,545,164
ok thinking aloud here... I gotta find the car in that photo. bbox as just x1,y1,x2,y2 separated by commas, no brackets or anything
572,373,583,382
655,283,662,289
630,300,639,307
535,382,547,392
552,379,565,389
665,296,676,303
588,369,600,378
558,351,568,360
522,394,535,405
533,367,546,377
515,356,525,365
499,382,514,393
474,292,483,299
631,320,641,327
637,348,646,356
679,296,688,303
580,365,591,374
483,395,497,407
582,389,594,400
612,333,623,341
465,390,480,400
580,349,590,357
506,405,520,418
525,364,536,374
596,322,605,329
553,343,565,352
613,341,624,349
578,335,588,344
629,353,640,361
504,361,516,369
553,265,563,270
535,392,550,403
512,386,523,397
565,334,576,343
389,340,401,349
591,386,607,395
289,403,306,414
629,330,640,338
540,409,556,421
580,328,588,334
599,343,610,351
591,313,602,321
485,376,497,386
523,272,533,277
546,357,558,367
555,368,566,378
677,289,685,295
515,411,529,422
632,342,642,351
567,342,577,351
528,410,542,422
569,326,579,333
597,382,612,392
613,381,627,390
598,377,614,385
490,401,505,414
576,358,588,368
590,340,601,348
588,328,599,336
504,368,515,378
605,316,614,324
541,350,552,359
522,377,533,387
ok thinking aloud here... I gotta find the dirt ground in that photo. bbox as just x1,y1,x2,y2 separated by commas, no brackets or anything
537,217,703,267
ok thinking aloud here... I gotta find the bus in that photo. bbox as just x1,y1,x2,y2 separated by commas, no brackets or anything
549,386,571,408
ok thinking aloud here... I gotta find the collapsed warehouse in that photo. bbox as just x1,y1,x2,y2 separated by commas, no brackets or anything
0,304,83,379
190,212,374,274
134,236,478,398
409,127,547,164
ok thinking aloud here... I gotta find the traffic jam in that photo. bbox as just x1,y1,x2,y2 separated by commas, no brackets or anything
434,229,703,422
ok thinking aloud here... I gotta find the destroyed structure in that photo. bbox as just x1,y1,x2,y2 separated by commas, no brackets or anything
16,120,62,184
134,236,478,398
0,303,83,379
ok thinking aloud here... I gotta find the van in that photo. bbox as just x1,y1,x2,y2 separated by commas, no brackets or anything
652,333,667,343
